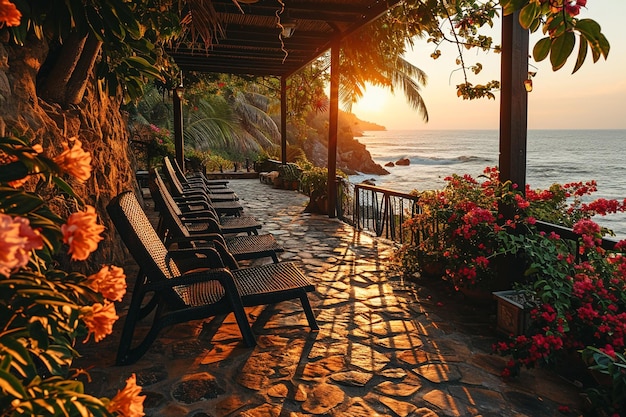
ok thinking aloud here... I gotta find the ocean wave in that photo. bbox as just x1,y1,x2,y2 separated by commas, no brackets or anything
398,155,494,165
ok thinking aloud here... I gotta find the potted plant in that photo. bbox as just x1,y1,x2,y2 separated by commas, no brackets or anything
398,190,448,278
277,163,301,190
399,167,521,295
300,166,330,214
492,219,626,415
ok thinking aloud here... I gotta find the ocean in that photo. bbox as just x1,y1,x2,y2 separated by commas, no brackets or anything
349,129,626,238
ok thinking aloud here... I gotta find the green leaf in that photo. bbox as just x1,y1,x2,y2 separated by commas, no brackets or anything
125,56,162,79
99,4,125,40
0,368,27,398
550,31,576,71
111,0,142,39
0,162,29,182
533,37,551,62
596,33,610,60
51,176,83,205
518,2,540,30
572,39,588,74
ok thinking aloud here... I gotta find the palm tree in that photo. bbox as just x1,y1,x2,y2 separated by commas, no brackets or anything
339,11,430,122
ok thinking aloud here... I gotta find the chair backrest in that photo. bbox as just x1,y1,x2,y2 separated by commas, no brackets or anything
171,156,189,183
107,191,182,282
150,170,222,236
163,157,187,198
150,169,183,217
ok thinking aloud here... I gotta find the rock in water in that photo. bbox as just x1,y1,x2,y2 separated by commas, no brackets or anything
395,158,410,166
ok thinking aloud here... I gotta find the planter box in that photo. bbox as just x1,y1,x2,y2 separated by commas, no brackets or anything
493,290,531,336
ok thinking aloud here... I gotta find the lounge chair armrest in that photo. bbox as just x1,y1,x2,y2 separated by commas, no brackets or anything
168,247,225,271
174,198,211,211
145,267,236,292
166,233,227,249
182,219,221,234
207,239,240,271
179,210,218,220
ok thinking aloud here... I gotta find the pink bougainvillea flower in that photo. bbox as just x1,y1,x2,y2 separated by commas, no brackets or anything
62,205,105,261
87,265,127,302
107,373,145,417
53,138,92,183
0,214,43,277
82,301,118,343
0,0,21,27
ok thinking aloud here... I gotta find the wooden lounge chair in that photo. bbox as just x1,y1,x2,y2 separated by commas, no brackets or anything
171,156,230,189
161,164,244,216
164,157,237,199
106,191,318,365
150,169,262,236
150,172,283,262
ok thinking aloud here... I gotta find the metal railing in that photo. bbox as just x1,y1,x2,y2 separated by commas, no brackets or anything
338,180,420,244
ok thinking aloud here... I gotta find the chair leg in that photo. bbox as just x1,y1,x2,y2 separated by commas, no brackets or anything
232,306,256,347
300,293,319,330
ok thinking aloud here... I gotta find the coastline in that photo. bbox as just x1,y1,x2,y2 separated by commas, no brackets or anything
348,129,626,238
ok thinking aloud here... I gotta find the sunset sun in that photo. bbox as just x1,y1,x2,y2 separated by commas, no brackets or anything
353,85,389,114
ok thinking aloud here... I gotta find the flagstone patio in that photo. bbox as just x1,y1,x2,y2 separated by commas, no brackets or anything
78,178,585,417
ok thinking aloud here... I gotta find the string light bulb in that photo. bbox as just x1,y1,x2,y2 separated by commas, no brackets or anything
524,71,537,93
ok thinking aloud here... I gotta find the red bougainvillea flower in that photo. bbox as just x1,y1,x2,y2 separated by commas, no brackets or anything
0,214,43,277
53,138,92,183
62,205,105,261
565,0,587,16
0,0,21,27
107,373,145,417
81,301,118,343
87,265,127,302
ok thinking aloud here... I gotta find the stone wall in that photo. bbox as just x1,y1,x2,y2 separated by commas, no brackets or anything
0,39,136,271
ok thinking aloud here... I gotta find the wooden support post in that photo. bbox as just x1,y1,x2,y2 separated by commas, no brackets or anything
499,11,529,194
498,11,529,287
173,87,185,172
327,39,340,218
281,76,287,165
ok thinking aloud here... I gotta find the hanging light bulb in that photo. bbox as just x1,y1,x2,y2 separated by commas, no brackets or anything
524,78,533,92
524,71,537,93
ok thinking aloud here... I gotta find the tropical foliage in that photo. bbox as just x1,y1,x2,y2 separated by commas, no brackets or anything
0,136,144,416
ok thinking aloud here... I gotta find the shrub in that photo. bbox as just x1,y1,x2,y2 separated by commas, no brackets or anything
0,136,144,416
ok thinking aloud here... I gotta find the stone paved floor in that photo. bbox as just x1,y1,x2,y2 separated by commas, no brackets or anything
78,179,585,417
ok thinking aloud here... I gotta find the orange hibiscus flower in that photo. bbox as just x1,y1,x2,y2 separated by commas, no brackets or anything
87,265,127,302
61,205,105,261
0,214,43,277
0,0,21,28
107,374,145,417
53,138,92,183
81,301,118,343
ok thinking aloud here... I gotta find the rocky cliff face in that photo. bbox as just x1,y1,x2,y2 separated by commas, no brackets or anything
303,134,388,175
0,40,136,271
302,112,389,175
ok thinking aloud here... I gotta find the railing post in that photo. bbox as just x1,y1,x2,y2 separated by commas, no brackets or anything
355,186,361,230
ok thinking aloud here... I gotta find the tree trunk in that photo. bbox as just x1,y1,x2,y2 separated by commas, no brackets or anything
1,35,137,272
65,33,102,105
39,31,87,104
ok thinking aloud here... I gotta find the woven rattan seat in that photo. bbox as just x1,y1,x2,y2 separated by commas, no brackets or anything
107,191,318,365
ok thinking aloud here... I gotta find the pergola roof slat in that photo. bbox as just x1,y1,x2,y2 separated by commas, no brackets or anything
168,0,403,77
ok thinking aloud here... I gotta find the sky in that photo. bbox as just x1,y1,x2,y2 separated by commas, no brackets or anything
352,1,626,131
